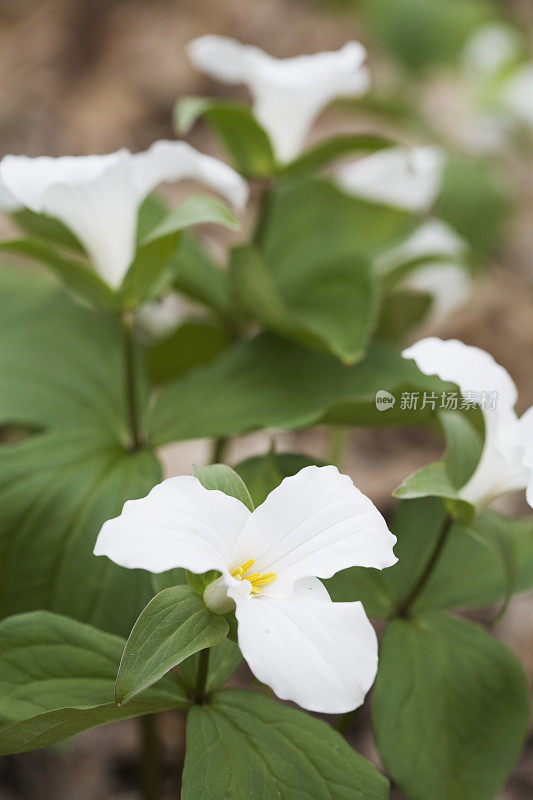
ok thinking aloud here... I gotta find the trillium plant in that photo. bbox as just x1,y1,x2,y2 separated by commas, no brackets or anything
0,30,531,800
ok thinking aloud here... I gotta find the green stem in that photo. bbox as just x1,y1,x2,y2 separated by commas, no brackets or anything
122,312,142,452
395,514,454,618
328,427,350,470
211,436,228,464
140,714,161,800
194,649,210,704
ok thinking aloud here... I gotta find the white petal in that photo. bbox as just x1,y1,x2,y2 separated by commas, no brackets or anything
463,24,522,78
0,150,140,287
0,178,22,212
231,465,396,589
187,35,260,84
335,147,445,212
503,64,533,127
130,140,248,212
94,475,250,574
402,337,518,411
188,36,369,163
519,406,533,508
0,142,247,288
402,338,528,506
407,264,472,321
235,577,378,713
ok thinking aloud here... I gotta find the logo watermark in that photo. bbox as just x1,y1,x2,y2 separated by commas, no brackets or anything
374,390,499,412
375,390,396,411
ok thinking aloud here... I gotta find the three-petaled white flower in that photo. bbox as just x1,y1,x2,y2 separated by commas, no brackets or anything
0,141,248,288
187,36,370,163
94,465,397,713
403,337,533,508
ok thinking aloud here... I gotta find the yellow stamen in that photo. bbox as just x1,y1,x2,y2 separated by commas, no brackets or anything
230,559,276,596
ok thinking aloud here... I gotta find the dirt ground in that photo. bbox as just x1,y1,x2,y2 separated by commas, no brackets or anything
0,1,532,798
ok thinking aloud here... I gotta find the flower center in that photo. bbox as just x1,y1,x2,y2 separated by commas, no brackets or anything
230,558,276,596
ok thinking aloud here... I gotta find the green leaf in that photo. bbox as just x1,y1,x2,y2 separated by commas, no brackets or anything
373,613,529,800
175,97,276,177
0,611,186,755
412,506,533,612
0,266,160,636
141,194,240,245
436,155,512,256
230,242,377,363
280,133,394,179
330,498,533,616
121,195,239,310
440,408,484,489
0,239,117,312
193,463,254,511
393,408,483,522
234,451,322,507
179,638,242,694
11,208,85,253
364,0,493,75
257,178,415,265
147,321,229,385
375,288,433,343
246,177,416,362
119,231,180,310
169,232,233,314
148,334,450,446
115,585,228,705
393,461,474,522
183,689,389,800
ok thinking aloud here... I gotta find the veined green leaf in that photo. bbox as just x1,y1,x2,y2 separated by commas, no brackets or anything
183,689,389,799
373,613,529,800
115,585,228,705
0,239,117,312
148,333,450,446
0,611,186,755
0,266,159,636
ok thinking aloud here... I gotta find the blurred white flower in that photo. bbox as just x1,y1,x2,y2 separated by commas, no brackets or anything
94,465,397,713
187,35,370,163
337,148,471,322
444,23,533,154
136,292,188,340
379,220,471,323
335,146,445,213
463,24,522,80
403,337,533,508
0,141,248,288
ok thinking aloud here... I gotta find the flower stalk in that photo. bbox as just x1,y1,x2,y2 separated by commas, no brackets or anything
140,714,161,800
122,312,142,452
194,648,210,704
395,513,454,618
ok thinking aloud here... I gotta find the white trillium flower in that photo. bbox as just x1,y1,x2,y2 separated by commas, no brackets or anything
403,338,533,508
94,465,397,713
0,141,248,289
187,35,370,163
452,24,533,153
378,220,471,323
335,146,445,213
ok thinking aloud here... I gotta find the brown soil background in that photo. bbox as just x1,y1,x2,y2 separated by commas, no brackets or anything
0,1,532,798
